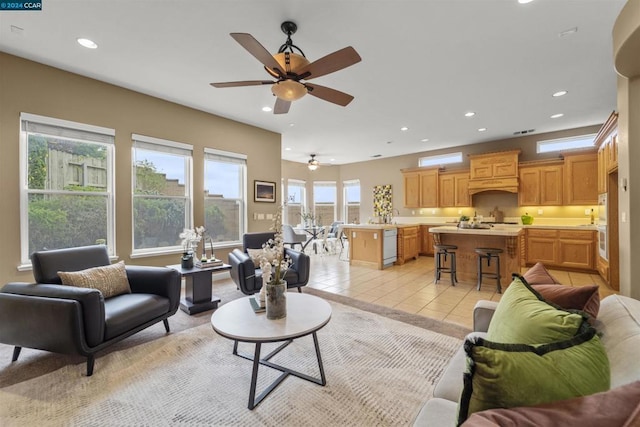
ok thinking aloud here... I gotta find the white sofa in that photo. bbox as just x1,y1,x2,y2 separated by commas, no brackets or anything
413,294,640,426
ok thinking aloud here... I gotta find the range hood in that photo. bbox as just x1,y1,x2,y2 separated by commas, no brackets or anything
468,177,519,195
467,150,520,195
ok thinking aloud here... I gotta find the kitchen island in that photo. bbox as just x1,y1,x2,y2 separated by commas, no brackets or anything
342,224,420,270
428,226,524,289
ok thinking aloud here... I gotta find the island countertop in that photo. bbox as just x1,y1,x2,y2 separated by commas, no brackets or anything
428,225,523,236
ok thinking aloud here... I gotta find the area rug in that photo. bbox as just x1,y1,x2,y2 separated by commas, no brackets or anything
0,299,462,426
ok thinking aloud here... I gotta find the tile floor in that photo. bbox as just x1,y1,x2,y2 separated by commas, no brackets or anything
304,248,617,330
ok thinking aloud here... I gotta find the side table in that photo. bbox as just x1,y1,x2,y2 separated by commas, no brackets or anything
167,263,231,315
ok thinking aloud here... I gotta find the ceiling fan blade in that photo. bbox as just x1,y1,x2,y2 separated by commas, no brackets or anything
230,33,283,75
210,80,273,88
274,98,291,114
297,46,362,80
305,83,354,107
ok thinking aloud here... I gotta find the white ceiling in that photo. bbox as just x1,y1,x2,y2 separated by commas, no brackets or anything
0,0,626,166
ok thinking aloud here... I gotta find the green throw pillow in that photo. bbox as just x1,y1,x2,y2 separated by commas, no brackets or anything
457,324,610,425
486,276,586,344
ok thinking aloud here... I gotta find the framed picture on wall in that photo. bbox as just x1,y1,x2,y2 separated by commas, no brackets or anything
254,180,276,203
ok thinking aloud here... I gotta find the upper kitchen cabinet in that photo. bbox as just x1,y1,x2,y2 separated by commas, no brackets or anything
518,161,563,206
563,151,598,205
438,170,471,207
402,167,439,208
468,150,520,195
595,112,619,194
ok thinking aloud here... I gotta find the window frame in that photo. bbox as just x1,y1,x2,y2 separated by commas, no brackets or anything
203,147,247,249
418,152,463,168
343,179,361,224
313,181,337,225
286,179,307,225
131,133,194,257
19,112,116,269
536,134,597,154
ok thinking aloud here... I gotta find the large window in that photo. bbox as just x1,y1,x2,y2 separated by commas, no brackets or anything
313,181,336,226
132,134,193,254
343,180,361,224
20,113,115,265
204,148,247,246
286,179,306,225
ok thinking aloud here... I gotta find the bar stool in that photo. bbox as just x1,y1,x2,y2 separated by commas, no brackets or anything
475,247,503,293
434,244,458,285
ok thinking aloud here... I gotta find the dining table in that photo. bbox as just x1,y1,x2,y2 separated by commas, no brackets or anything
295,225,325,254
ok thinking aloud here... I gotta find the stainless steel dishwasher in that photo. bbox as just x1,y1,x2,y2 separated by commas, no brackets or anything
383,228,398,267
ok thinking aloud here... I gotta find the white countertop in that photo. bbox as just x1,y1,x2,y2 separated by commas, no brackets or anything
428,225,523,236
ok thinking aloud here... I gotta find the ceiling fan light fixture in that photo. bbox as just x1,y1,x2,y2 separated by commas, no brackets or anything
272,80,307,101
265,52,310,78
308,154,319,171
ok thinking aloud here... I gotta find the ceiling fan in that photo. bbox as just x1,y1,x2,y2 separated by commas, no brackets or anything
210,21,362,114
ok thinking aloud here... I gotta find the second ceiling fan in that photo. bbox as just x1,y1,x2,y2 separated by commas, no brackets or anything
210,21,362,114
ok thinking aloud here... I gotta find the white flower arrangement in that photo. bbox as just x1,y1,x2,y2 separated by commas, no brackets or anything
179,226,205,253
259,205,291,286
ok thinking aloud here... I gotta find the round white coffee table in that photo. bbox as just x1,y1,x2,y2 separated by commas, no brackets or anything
211,293,332,409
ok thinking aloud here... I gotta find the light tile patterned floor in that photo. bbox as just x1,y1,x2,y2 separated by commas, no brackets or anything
306,249,617,330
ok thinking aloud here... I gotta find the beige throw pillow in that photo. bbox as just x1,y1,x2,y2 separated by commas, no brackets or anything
58,261,131,298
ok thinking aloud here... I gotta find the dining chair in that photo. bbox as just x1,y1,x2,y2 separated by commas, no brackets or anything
282,224,308,251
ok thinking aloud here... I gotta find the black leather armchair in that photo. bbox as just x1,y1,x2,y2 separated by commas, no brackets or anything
229,232,310,295
0,245,181,376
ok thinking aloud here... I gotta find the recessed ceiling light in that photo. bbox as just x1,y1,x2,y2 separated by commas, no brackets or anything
400,126,409,131
478,128,487,132
330,158,336,162
262,106,272,112
518,0,534,4
77,38,97,49
289,123,295,127
464,112,476,117
284,147,291,151
421,138,429,142
552,90,568,97
550,113,564,119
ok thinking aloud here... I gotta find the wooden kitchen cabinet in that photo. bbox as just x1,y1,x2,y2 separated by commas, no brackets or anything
402,167,439,208
563,151,598,205
525,229,558,265
396,226,419,265
419,225,435,256
558,230,595,270
596,112,619,194
438,171,470,207
525,228,596,271
469,150,520,180
518,162,563,206
468,150,520,195
403,171,420,208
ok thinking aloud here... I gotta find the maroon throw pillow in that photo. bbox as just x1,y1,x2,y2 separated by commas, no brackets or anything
522,262,561,285
531,284,600,320
462,380,640,427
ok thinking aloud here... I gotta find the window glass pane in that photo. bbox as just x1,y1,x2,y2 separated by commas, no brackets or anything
345,185,360,202
418,152,463,168
133,197,187,249
28,134,108,192
134,149,186,195
205,155,245,245
22,113,115,264
28,193,108,254
286,180,306,225
537,134,596,153
314,182,336,225
132,137,191,252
